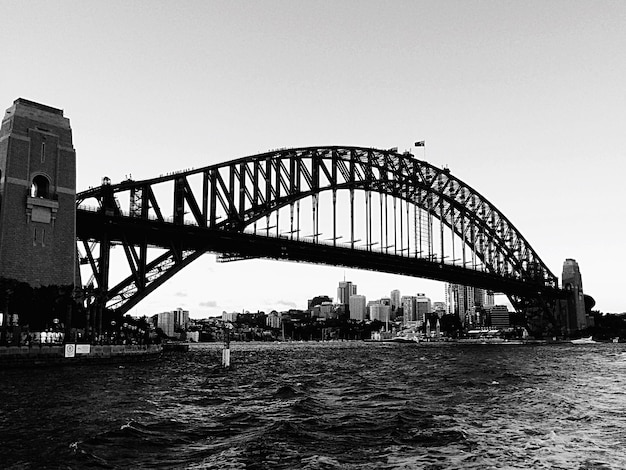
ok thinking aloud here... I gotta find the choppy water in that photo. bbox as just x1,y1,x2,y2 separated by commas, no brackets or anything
1,341,626,469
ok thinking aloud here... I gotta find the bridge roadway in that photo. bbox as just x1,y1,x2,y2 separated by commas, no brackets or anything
76,207,563,301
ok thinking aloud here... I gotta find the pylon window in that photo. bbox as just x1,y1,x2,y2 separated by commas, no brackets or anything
30,175,50,198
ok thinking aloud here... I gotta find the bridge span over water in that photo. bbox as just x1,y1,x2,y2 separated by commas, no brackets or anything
0,99,587,337
76,145,579,335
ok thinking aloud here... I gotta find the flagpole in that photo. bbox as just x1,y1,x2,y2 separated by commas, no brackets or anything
414,141,425,160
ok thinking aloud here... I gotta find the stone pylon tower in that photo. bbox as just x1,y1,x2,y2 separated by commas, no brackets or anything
0,99,76,287
562,258,587,332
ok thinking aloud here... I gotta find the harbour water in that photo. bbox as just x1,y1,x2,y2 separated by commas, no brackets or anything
1,341,625,469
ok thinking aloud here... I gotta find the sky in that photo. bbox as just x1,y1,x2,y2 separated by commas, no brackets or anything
2,0,625,317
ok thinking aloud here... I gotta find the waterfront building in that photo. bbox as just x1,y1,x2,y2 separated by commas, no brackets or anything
349,295,367,321
266,310,281,329
489,305,510,328
153,311,174,337
152,308,190,338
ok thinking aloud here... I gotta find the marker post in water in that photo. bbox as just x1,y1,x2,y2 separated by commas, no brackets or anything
222,322,233,368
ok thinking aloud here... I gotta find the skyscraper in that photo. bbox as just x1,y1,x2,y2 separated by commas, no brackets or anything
337,281,357,306
401,295,417,322
415,293,431,322
390,289,401,311
349,295,367,321
445,284,484,324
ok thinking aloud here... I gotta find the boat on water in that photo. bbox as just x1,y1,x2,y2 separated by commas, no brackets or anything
571,336,596,344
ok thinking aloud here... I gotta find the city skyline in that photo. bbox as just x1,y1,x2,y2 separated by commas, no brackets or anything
159,276,512,320
2,2,625,316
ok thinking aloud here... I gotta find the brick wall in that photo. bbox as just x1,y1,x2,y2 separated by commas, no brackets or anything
0,99,76,287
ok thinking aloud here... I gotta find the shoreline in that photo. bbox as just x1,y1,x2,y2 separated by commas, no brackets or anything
0,344,162,368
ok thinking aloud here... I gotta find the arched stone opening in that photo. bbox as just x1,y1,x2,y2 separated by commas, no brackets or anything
30,175,50,198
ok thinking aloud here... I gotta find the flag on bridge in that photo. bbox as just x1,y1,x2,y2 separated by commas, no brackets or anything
415,141,425,147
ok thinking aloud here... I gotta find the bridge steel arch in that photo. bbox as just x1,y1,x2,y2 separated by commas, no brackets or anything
76,146,562,330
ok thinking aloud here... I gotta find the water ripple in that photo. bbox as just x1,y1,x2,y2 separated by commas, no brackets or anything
2,342,626,469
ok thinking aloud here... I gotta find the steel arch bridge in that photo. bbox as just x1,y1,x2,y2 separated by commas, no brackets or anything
76,146,564,331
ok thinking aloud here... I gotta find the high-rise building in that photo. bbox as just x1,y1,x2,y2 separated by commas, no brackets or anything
390,290,401,311
401,295,417,322
562,258,587,332
415,293,431,322
154,311,175,337
337,281,357,306
485,290,495,307
153,308,190,337
445,284,485,324
349,295,367,321
370,303,391,323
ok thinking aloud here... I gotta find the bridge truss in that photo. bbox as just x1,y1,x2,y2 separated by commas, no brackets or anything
76,146,561,325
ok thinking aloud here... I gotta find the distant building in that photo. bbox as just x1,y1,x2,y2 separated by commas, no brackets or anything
314,301,334,319
337,281,357,306
308,295,333,311
433,302,446,318
401,295,417,322
152,308,189,337
349,295,367,321
222,311,239,323
187,331,200,342
415,293,431,322
485,291,495,307
266,310,281,329
489,305,510,328
370,303,391,324
173,307,189,330
390,290,401,311
445,284,486,324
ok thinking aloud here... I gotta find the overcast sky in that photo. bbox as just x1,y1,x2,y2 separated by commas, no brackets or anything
2,1,625,317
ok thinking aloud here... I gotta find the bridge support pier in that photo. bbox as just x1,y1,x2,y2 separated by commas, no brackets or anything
0,99,77,288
